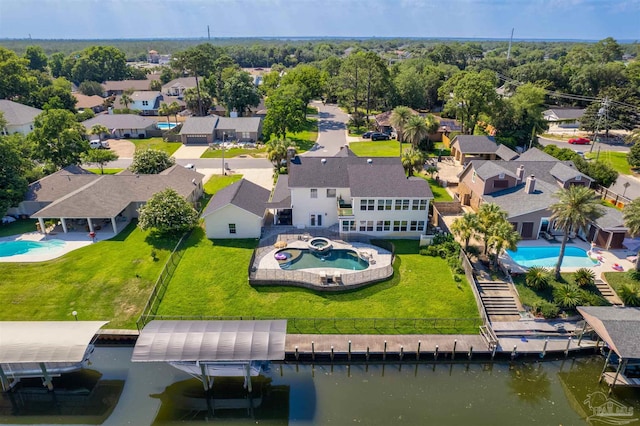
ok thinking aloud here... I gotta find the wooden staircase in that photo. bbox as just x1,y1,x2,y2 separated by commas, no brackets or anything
476,281,520,321
595,278,623,306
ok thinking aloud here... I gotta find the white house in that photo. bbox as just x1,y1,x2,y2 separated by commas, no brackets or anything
269,148,433,237
0,100,42,136
202,179,270,239
130,91,163,115
82,114,157,139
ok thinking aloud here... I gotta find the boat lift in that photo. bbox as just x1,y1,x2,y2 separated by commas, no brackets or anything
131,320,287,393
0,321,108,392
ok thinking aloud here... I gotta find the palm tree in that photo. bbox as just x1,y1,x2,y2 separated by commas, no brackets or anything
477,203,508,255
487,220,520,269
390,106,413,155
403,115,429,150
89,124,109,141
266,139,292,171
618,283,640,306
158,103,171,125
550,186,604,280
525,267,550,290
623,198,640,271
450,212,478,250
119,91,133,110
553,284,583,309
422,114,440,150
169,101,181,124
400,148,424,177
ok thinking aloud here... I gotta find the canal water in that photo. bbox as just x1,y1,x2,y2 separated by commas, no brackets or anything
2,346,640,425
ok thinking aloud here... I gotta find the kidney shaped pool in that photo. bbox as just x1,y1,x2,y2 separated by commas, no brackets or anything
506,245,597,268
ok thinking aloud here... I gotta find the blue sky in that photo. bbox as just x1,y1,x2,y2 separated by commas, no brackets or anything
0,0,638,40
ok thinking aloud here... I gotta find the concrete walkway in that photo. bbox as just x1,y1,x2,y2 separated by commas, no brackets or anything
172,144,208,159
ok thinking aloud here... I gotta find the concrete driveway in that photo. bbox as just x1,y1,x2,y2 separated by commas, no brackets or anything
172,144,208,159
106,139,135,159
304,101,349,157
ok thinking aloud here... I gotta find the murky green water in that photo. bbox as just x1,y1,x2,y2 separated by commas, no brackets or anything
2,347,640,425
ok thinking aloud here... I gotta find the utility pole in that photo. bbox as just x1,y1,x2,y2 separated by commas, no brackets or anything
207,25,210,41
506,28,514,60
590,97,609,153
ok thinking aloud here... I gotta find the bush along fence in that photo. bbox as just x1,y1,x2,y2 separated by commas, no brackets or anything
139,315,483,335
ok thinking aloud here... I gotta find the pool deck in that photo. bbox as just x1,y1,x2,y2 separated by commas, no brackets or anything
499,238,636,277
0,223,127,262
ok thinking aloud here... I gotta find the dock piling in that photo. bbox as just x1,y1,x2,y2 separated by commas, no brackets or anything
383,340,387,361
295,346,299,360
348,340,352,361
434,345,439,360
417,340,421,360
541,338,549,359
366,346,370,361
330,345,334,362
468,346,473,360
311,341,315,361
564,337,572,358
491,344,497,360
452,340,457,360
511,345,517,360
400,345,404,361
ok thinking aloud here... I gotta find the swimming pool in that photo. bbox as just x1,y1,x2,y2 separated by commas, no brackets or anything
157,122,177,130
0,239,66,258
277,248,369,270
506,245,597,268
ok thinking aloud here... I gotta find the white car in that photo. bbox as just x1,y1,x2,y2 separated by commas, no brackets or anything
2,216,16,224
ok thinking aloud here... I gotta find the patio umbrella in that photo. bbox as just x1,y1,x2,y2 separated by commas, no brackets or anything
622,238,640,252
274,240,287,249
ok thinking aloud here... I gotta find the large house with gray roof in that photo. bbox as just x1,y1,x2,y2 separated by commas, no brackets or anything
269,147,433,237
82,114,158,139
179,116,262,144
0,100,42,136
11,165,203,236
457,147,627,248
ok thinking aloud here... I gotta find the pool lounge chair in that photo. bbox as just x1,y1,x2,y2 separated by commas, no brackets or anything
540,231,556,242
333,272,342,285
319,271,328,284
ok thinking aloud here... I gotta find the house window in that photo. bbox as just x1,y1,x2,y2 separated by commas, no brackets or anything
417,221,425,231
400,221,408,231
378,199,392,210
327,189,336,198
394,200,403,210
410,221,418,231
360,199,374,211
360,221,374,232
242,132,250,139
472,171,476,183
402,200,409,210
142,100,149,106
229,223,236,234
376,221,384,231
411,200,428,210
310,188,318,198
493,180,508,189
393,221,401,231
342,220,355,232
499,173,505,179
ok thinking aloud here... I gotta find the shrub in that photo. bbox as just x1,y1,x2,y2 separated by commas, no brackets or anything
553,284,584,309
525,267,550,290
580,290,608,306
573,268,595,287
628,269,640,281
618,283,640,307
465,245,480,257
532,301,560,319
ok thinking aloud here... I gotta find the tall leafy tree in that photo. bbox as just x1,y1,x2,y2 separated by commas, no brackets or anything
28,109,88,171
439,70,497,134
0,46,37,100
266,138,293,170
550,186,604,279
78,81,104,96
263,84,306,140
183,87,213,116
476,203,508,255
393,66,428,110
172,44,224,116
221,70,260,117
0,140,29,217
89,124,110,141
81,149,119,174
281,64,326,113
130,148,175,174
23,46,48,72
138,188,198,235
65,46,129,84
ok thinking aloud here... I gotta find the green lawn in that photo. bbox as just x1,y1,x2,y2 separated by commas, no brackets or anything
422,177,453,201
285,118,318,152
349,141,411,157
157,238,479,334
586,151,632,175
603,271,637,295
85,168,125,175
201,147,266,159
0,222,178,328
0,219,37,237
131,137,182,156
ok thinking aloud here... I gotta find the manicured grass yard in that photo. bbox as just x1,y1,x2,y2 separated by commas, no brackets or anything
603,271,637,295
0,219,37,237
0,222,178,328
585,151,632,175
284,118,318,152
157,237,479,333
132,137,182,156
349,141,410,157
201,146,266,159
422,177,453,201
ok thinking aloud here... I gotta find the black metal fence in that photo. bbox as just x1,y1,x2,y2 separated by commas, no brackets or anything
138,315,482,335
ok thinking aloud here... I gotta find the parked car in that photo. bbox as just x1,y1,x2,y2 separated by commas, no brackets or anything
568,137,590,145
89,138,110,149
362,131,374,139
371,132,390,141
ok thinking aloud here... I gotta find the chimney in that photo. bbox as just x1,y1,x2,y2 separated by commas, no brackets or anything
516,165,525,182
525,175,536,194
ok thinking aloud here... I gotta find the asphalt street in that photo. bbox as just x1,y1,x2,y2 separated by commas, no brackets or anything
537,136,629,154
303,101,349,157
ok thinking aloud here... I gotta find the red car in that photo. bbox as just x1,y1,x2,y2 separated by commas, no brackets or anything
568,137,590,145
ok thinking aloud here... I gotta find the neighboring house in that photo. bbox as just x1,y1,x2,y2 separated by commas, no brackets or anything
0,100,42,136
82,114,158,139
599,175,640,209
374,108,419,134
587,207,627,250
130,91,163,115
179,116,263,144
268,147,433,237
202,178,270,239
102,79,157,96
162,77,198,98
74,94,104,113
543,108,586,129
450,135,519,164
21,165,203,235
147,50,160,63
457,147,598,241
